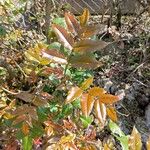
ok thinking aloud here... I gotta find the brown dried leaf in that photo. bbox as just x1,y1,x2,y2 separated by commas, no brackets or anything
129,127,142,150
15,91,34,103
70,54,102,69
79,8,90,27
65,12,80,35
104,144,111,150
66,87,82,104
52,24,74,50
79,24,106,38
73,39,108,53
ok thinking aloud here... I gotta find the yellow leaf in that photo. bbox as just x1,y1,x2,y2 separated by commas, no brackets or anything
59,134,76,144
104,144,111,150
79,8,90,26
22,122,29,135
129,127,142,150
81,77,93,90
106,106,118,122
66,87,82,104
147,136,150,150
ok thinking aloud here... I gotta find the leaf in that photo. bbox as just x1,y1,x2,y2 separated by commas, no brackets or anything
66,87,82,104
65,12,80,35
81,76,93,90
70,53,102,69
104,144,111,150
129,127,142,150
88,87,106,97
73,39,108,53
94,100,106,125
41,49,67,64
16,91,34,103
100,94,120,104
25,43,51,65
147,136,150,150
79,8,90,26
52,24,74,50
80,115,93,128
109,120,129,150
59,134,76,144
22,122,30,136
106,106,118,122
79,24,106,38
22,136,32,150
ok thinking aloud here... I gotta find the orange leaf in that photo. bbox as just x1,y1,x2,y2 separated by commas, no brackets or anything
73,39,108,53
88,87,106,97
81,77,93,90
81,93,88,117
94,100,106,125
66,87,82,104
52,24,74,50
106,106,118,122
147,136,150,150
100,94,120,104
79,8,90,26
22,122,29,135
65,12,80,35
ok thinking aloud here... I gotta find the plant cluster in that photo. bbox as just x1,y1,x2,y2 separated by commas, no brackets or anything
0,4,150,150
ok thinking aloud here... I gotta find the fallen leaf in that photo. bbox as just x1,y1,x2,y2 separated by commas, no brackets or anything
106,106,118,122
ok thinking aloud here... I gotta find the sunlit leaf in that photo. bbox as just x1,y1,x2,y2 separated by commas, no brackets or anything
88,87,106,97
52,24,74,50
79,24,106,38
81,76,93,90
109,120,129,150
25,43,51,65
104,144,111,150
66,87,82,104
65,12,80,35
73,39,108,53
59,134,76,144
94,100,106,125
106,106,118,122
100,94,120,104
147,136,150,150
22,136,32,150
79,8,90,26
42,49,67,64
70,53,102,69
129,127,142,150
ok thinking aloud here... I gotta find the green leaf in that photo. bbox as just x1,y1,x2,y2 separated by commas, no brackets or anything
109,120,129,150
80,115,93,128
52,17,66,27
22,136,32,150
